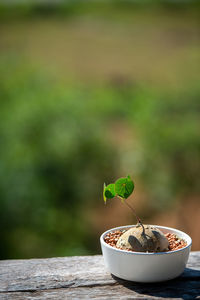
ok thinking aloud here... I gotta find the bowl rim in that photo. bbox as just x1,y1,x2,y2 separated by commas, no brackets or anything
100,224,192,255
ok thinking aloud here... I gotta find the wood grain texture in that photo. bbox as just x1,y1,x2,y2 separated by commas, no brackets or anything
0,252,200,299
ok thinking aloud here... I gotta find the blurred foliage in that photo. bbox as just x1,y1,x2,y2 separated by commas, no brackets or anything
0,1,199,259
0,58,120,258
0,0,200,19
0,57,199,259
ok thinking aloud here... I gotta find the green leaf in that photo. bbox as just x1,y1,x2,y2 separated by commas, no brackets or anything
115,176,134,199
104,183,116,200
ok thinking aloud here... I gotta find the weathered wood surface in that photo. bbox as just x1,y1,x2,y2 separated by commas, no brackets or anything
0,252,199,299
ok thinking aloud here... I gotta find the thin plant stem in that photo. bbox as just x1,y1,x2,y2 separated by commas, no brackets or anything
124,199,145,233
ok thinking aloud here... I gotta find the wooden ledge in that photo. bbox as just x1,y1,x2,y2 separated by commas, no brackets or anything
0,251,199,299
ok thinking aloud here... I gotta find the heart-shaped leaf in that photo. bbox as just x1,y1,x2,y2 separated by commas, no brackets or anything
103,183,116,203
115,176,134,199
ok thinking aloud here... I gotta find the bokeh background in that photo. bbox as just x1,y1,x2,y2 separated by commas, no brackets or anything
0,0,199,259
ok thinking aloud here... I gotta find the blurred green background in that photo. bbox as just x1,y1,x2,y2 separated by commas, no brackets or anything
0,0,200,259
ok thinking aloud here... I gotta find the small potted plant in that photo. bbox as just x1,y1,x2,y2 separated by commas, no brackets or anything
100,175,192,282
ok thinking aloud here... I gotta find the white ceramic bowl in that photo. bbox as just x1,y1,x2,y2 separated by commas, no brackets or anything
100,225,192,283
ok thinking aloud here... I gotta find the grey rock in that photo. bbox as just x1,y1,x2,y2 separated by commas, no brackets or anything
116,224,169,252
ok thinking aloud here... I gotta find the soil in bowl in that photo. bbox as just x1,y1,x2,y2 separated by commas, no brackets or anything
104,229,187,252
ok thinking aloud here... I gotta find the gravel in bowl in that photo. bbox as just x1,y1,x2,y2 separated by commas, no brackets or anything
104,229,187,252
